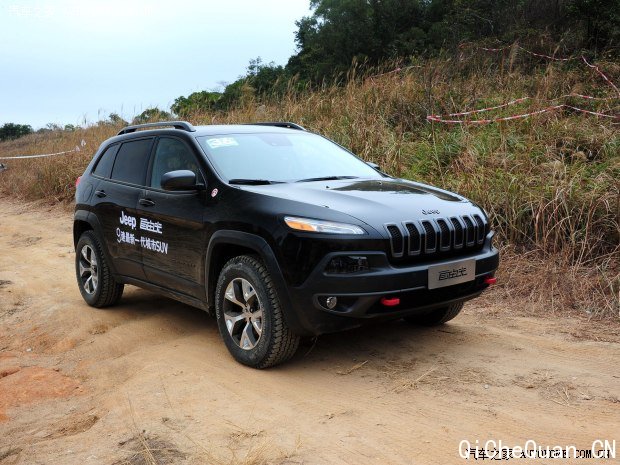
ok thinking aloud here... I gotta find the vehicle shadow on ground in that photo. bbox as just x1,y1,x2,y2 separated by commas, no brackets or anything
107,287,479,372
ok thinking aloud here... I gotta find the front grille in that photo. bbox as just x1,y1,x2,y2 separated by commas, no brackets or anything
385,214,488,262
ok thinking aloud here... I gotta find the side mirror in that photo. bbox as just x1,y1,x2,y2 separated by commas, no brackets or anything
367,162,380,170
161,170,200,191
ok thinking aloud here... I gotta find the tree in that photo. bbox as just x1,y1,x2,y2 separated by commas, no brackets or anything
132,108,172,124
0,123,33,141
171,91,221,117
108,113,128,126
568,0,620,51
286,0,619,84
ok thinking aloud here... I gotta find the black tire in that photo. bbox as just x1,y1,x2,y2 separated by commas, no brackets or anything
215,255,299,368
404,302,464,326
75,231,124,308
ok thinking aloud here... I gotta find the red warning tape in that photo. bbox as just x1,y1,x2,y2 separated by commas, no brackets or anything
437,93,619,119
464,43,577,62
443,97,531,117
367,64,422,80
581,56,620,97
465,43,619,94
428,43,620,124
558,93,619,101
427,105,618,125
483,44,574,62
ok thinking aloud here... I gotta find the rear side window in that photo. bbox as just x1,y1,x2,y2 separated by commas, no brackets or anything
92,144,119,178
110,139,153,185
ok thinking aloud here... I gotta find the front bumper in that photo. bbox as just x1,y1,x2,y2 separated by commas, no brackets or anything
283,242,499,336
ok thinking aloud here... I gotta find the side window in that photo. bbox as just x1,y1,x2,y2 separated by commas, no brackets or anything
110,138,153,185
92,144,119,178
150,138,202,188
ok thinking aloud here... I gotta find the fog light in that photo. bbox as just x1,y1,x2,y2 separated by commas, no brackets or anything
325,256,369,274
325,296,338,309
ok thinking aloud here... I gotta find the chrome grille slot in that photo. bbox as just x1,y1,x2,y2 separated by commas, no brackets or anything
436,219,451,251
404,222,421,255
451,217,464,248
422,221,437,253
463,216,475,246
386,224,404,257
473,214,486,244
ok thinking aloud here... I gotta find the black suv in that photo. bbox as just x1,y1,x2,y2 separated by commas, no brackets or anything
74,121,499,368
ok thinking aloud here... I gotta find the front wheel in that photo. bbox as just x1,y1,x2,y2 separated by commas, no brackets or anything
404,302,464,326
215,255,299,368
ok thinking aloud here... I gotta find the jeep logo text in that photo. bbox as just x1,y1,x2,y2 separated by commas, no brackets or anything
119,211,137,230
422,209,440,215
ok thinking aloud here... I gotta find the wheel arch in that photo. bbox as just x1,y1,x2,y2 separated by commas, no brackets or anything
73,210,118,276
73,210,94,248
205,231,304,334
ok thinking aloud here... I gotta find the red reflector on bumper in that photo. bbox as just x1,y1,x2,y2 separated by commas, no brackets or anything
484,276,497,285
381,297,400,307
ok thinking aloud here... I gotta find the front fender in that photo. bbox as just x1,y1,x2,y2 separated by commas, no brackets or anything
205,230,307,335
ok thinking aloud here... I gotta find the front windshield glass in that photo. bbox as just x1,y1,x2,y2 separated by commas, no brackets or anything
196,132,382,182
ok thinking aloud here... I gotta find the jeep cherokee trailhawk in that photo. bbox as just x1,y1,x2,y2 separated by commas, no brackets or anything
74,121,499,368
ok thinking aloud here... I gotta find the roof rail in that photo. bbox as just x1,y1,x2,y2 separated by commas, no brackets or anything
117,121,196,136
247,122,306,131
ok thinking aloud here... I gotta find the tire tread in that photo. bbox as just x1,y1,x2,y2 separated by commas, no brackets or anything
216,255,299,368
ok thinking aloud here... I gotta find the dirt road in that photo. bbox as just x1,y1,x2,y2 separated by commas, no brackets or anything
0,198,618,465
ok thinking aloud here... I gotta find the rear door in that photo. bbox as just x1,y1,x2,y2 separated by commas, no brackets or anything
135,136,208,298
91,137,154,279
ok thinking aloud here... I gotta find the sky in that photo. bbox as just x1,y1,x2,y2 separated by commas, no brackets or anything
0,0,312,129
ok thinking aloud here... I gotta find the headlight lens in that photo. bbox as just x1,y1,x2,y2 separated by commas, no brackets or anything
284,216,365,235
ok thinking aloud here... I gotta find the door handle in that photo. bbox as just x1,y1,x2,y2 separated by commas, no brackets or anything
95,190,106,198
139,198,155,207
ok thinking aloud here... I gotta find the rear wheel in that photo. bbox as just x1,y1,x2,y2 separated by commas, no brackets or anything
75,231,124,307
215,255,299,368
404,302,464,326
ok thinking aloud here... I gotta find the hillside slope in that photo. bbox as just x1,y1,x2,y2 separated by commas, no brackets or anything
0,55,618,316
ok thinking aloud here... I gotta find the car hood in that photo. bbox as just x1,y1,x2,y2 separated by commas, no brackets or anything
238,178,482,231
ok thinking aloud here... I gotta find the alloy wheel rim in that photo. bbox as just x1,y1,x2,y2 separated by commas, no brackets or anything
78,245,99,295
223,277,263,350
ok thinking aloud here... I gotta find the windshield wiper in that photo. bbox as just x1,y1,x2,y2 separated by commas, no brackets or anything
296,176,359,183
228,179,284,185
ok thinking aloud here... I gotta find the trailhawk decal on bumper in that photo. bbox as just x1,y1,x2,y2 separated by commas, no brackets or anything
428,258,476,290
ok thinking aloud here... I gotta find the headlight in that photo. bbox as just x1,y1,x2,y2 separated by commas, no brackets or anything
284,216,365,235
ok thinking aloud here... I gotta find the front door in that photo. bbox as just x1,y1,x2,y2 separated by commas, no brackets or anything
135,136,208,299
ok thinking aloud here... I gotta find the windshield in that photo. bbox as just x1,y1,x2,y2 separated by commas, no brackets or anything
196,132,382,182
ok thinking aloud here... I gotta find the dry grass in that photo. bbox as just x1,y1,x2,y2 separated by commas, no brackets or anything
0,123,119,201
0,54,618,317
496,247,619,317
114,432,186,465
